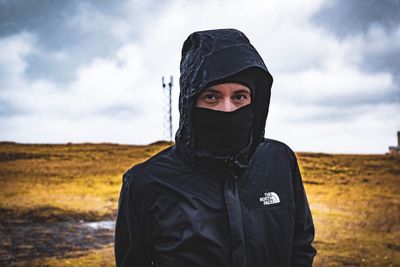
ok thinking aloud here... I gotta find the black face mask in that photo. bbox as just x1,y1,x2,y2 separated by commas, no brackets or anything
192,104,254,157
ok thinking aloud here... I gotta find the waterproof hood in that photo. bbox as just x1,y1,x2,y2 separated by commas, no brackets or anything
175,28,273,165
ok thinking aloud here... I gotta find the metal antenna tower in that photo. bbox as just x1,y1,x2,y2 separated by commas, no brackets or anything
162,76,173,141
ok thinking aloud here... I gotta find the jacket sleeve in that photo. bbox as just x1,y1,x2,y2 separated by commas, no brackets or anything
114,172,153,267
290,151,317,267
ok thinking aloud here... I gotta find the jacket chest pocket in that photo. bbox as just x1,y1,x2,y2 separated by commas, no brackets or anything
152,214,231,266
244,203,295,266
246,203,294,230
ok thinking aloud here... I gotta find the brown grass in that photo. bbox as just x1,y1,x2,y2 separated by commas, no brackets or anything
0,141,171,221
1,142,399,266
297,152,400,266
26,245,114,267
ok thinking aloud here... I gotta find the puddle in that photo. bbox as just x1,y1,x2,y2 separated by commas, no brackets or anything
0,219,115,266
81,220,115,230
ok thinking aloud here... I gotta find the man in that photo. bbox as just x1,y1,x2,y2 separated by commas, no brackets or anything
115,28,316,267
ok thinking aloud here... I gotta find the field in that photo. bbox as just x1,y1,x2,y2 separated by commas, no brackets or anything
0,142,399,266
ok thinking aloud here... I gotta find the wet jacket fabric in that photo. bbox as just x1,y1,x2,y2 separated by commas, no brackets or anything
114,29,316,267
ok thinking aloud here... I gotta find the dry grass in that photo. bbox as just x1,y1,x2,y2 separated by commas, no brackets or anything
26,245,114,267
1,142,399,266
0,141,171,221
297,152,400,266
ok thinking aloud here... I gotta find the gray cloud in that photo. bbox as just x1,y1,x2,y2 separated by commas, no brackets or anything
99,104,138,119
0,0,129,45
0,0,167,83
312,0,400,103
0,0,398,152
312,0,400,38
0,98,18,117
0,0,112,82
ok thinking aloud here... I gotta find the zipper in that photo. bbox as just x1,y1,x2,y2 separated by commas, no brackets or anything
224,175,248,267
226,157,240,179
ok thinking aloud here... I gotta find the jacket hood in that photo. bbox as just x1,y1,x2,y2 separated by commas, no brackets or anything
174,28,273,167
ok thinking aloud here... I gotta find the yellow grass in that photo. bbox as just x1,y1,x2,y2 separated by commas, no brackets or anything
27,245,115,267
0,141,171,220
298,152,400,266
1,142,399,266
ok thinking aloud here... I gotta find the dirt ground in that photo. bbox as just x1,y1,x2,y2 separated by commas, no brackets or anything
0,214,114,266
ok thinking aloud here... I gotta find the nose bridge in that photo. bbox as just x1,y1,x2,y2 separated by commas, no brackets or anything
221,96,234,112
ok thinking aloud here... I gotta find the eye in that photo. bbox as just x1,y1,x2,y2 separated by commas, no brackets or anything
232,94,248,102
202,93,219,103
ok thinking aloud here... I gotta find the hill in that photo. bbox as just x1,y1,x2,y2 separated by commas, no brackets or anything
0,142,399,266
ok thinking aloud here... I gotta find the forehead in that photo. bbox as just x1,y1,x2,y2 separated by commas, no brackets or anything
202,82,251,94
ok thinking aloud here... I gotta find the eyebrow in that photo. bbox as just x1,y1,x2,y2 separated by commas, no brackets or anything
233,89,251,94
201,88,251,94
201,89,220,94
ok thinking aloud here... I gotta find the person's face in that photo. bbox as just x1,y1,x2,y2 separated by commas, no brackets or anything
195,83,251,112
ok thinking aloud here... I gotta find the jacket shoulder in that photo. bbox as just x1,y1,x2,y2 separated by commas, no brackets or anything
122,145,186,187
257,138,298,166
122,146,170,182
262,138,295,154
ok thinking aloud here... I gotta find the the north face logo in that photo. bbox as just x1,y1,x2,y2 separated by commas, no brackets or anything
259,192,280,205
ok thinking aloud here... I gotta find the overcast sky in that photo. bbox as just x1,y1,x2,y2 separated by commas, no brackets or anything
0,0,399,154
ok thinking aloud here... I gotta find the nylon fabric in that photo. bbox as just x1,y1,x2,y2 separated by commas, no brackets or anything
114,28,316,267
192,104,254,157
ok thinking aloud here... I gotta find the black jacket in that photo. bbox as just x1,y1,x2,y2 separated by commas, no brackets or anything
115,29,316,267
